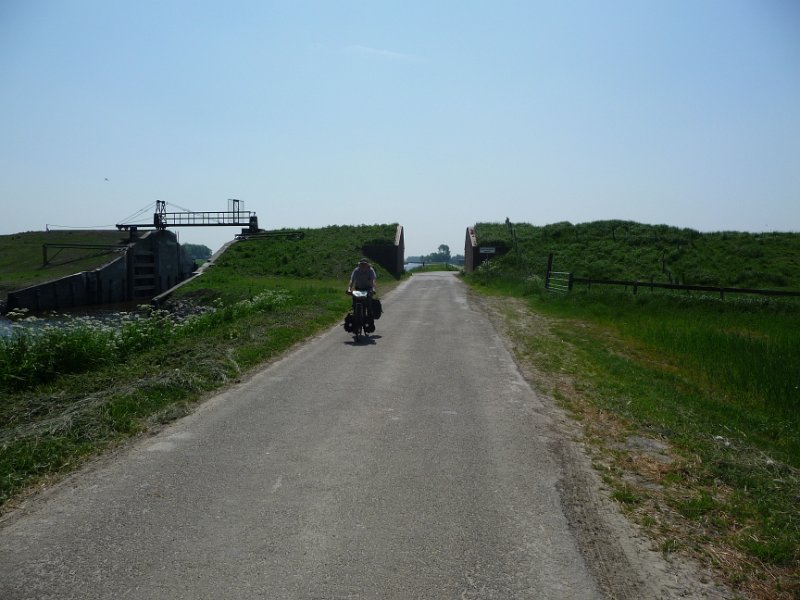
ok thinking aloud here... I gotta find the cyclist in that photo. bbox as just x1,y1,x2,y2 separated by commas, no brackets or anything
348,257,377,298
348,258,377,333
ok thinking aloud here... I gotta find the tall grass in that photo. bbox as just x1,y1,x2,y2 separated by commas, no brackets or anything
1,312,118,389
0,290,290,391
635,308,798,416
538,290,800,464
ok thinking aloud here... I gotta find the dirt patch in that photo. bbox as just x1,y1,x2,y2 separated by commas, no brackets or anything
469,290,737,599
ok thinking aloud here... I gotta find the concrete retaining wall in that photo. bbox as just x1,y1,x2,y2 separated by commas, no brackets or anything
362,225,405,276
463,226,510,273
464,227,479,273
6,231,195,312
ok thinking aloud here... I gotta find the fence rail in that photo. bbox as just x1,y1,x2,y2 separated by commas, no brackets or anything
569,277,800,299
42,243,128,266
545,272,800,299
542,252,800,298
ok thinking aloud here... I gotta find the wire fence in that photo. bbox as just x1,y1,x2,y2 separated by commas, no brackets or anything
544,254,800,299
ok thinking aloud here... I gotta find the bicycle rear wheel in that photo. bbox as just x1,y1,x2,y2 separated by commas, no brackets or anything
353,303,365,339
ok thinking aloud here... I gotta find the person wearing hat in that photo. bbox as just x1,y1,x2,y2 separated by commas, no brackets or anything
347,258,378,332
348,257,377,296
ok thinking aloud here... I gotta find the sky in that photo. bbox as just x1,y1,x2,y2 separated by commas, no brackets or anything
1,1,799,257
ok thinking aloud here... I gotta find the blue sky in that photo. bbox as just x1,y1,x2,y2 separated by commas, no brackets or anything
1,1,798,256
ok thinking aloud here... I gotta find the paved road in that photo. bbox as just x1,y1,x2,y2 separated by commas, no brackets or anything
0,272,606,599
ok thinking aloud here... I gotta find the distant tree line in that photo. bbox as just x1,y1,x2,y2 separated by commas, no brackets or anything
182,243,212,261
407,244,464,265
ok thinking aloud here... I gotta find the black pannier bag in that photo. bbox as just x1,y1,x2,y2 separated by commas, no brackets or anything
372,298,383,319
343,313,354,332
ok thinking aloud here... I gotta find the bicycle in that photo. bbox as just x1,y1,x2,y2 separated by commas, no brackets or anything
346,289,375,342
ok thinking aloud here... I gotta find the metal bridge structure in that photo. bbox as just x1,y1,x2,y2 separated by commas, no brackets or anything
116,199,260,234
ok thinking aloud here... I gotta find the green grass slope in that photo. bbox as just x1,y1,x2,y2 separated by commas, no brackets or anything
475,220,800,289
177,224,401,303
0,230,131,301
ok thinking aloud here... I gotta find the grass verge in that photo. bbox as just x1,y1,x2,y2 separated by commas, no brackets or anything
467,279,799,600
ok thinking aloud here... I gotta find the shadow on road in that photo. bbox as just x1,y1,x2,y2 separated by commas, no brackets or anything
343,335,381,347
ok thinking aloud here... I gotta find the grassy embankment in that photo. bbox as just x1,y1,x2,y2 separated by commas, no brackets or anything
476,219,800,289
0,224,402,511
0,230,131,302
468,220,800,600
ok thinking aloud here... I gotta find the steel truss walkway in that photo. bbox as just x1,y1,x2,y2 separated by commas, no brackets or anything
116,200,259,232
